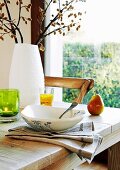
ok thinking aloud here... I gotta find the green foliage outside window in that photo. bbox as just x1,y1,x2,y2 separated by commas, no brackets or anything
63,42,120,108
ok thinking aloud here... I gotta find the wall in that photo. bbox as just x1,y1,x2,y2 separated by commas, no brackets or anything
0,1,31,88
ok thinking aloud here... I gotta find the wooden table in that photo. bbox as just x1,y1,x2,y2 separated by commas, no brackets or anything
0,102,120,170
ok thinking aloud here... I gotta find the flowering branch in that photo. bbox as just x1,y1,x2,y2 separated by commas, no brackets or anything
0,0,86,49
3,0,18,43
0,0,31,42
35,0,86,51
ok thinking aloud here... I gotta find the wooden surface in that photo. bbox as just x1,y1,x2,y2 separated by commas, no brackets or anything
75,160,107,170
0,103,120,170
108,142,120,170
45,76,94,90
45,76,94,104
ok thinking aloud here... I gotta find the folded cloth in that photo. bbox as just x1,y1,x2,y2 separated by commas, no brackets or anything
6,122,102,163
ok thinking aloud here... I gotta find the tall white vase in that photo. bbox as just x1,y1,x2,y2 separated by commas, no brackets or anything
9,43,45,108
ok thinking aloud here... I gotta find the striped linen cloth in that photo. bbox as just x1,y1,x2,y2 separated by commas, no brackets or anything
6,122,102,163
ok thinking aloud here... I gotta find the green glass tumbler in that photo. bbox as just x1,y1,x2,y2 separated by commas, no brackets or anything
0,89,20,122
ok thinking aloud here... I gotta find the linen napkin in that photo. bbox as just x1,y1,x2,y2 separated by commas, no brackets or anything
6,122,102,163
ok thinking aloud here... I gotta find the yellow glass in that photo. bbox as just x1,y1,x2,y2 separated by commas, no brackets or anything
40,94,54,106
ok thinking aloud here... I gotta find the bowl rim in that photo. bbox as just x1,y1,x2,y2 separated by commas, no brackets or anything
21,113,84,122
21,104,85,122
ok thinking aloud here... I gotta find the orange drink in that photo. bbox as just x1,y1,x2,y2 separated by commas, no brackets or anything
40,93,54,106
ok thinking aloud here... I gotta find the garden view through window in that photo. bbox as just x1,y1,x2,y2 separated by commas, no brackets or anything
46,0,120,108
63,42,120,108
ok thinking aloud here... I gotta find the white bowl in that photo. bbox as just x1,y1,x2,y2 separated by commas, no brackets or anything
21,105,85,132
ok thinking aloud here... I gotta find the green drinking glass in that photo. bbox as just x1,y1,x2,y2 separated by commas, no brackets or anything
0,89,20,122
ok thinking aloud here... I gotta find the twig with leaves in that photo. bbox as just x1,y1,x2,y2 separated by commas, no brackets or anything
0,0,86,51
35,0,86,51
0,0,31,42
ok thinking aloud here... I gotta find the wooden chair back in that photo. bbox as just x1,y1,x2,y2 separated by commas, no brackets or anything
45,76,94,104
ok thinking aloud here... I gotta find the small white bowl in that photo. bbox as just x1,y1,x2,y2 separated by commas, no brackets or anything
21,104,85,132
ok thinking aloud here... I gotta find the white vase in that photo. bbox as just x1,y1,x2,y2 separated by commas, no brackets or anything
9,43,45,108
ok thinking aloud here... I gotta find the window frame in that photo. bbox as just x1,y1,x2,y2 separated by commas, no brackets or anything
31,0,44,69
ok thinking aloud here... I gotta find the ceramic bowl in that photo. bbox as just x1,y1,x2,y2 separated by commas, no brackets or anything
21,104,85,132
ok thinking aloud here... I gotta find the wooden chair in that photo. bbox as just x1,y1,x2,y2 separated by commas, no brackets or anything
45,76,94,104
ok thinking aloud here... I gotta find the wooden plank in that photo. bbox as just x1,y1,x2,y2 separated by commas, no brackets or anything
75,159,107,170
83,106,120,134
108,142,120,170
0,131,70,170
45,77,94,104
43,153,85,170
0,139,51,170
96,128,120,155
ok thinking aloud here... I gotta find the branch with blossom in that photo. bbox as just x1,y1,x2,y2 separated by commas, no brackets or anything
0,0,31,43
35,0,86,51
0,0,86,51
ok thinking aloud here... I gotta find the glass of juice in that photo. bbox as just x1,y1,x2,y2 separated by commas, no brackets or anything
40,87,54,106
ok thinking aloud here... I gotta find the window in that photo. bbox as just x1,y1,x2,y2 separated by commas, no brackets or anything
45,0,120,108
